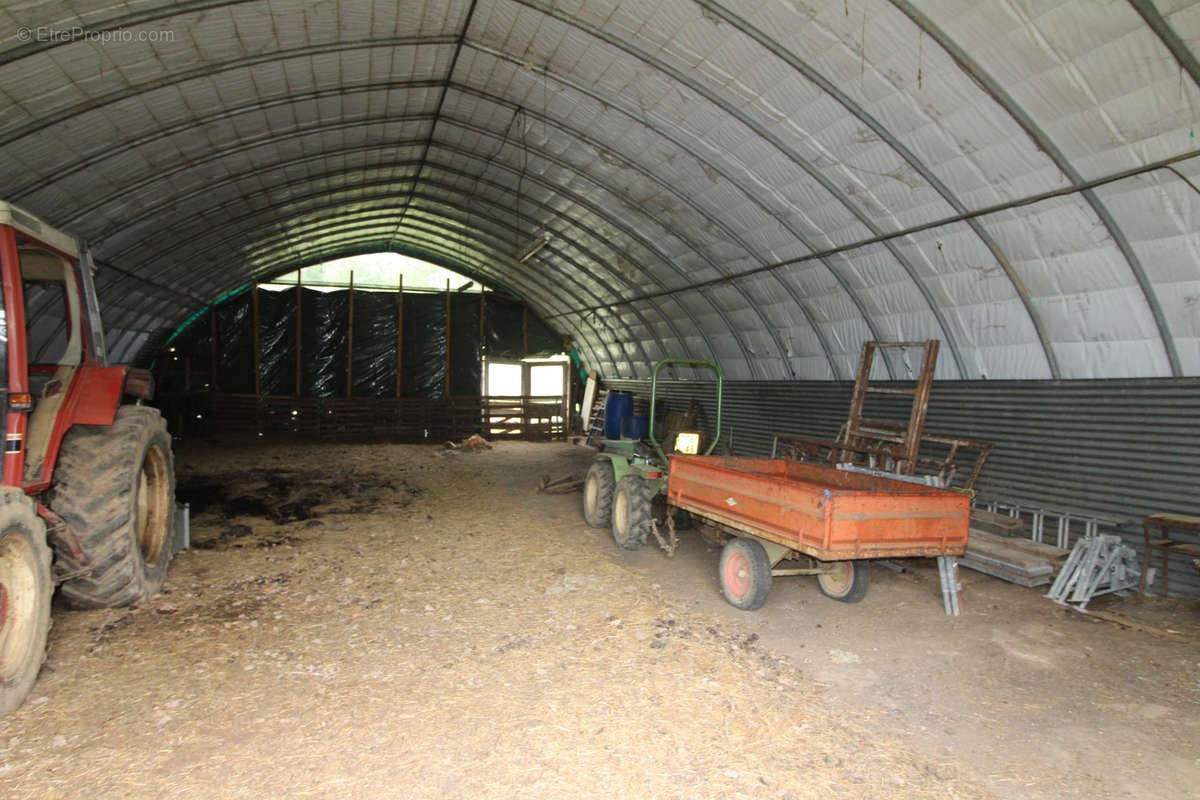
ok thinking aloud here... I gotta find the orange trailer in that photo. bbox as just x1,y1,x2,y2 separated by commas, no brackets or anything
666,455,970,609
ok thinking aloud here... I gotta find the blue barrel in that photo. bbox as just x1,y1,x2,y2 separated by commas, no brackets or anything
604,391,633,439
621,414,649,441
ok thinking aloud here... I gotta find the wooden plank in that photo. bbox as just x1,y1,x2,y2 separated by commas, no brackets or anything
251,284,261,396
958,551,1054,587
444,279,451,398
395,275,403,397
295,270,303,398
1074,608,1200,644
970,508,1024,537
968,530,1069,564
347,271,354,398
209,305,217,391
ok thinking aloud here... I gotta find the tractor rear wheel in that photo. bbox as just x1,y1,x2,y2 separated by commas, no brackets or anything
50,406,175,609
612,474,654,550
583,460,616,528
0,489,51,715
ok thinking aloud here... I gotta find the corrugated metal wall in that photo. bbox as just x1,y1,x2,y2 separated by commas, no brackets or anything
607,377,1200,595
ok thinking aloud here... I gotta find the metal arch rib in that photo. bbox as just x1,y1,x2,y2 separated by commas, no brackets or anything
0,24,781,375
464,49,859,379
125,192,652,372
17,34,829,378
510,0,967,378
1129,0,1200,89
56,116,437,229
388,0,478,246
103,191,619,364
98,154,701,374
892,0,1181,378
7,81,445,202
97,145,718,369
694,0,1057,378
14,35,826,381
121,196,638,374
0,0,258,66
0,36,457,150
62,102,757,382
75,130,700,376
199,192,654,377
43,117,725,378
16,67,836,377
124,178,665,372
36,85,743,376
454,87,840,379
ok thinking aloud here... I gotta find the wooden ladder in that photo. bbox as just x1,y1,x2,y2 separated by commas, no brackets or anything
585,388,608,445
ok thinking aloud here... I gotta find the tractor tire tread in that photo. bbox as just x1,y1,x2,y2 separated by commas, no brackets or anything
49,406,175,609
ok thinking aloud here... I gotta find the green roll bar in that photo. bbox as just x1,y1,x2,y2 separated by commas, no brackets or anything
648,359,723,465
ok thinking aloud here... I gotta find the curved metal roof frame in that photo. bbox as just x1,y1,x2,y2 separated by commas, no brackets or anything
0,0,1196,382
8,28,908,379
73,87,803,380
19,74,863,380
99,153,724,368
92,112,824,377
502,1,968,379
892,0,1176,377
145,189,664,370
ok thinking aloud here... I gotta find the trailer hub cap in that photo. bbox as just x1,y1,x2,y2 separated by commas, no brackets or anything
723,550,751,599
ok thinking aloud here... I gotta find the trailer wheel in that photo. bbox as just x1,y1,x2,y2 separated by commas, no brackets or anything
49,406,175,609
719,537,772,611
612,475,653,550
817,560,871,603
583,460,616,528
0,490,51,715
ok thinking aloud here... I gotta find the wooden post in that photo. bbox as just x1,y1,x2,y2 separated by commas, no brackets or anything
522,304,528,357
347,271,354,398
251,285,261,396
209,305,217,392
444,278,451,398
395,275,404,397
295,270,303,398
479,289,487,431
563,360,571,438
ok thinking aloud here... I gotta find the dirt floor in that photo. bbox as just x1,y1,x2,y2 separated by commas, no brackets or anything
1,440,1197,799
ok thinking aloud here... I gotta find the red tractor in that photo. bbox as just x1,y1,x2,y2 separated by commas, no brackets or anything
0,201,175,714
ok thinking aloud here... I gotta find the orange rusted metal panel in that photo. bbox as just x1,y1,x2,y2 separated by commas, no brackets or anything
666,456,969,561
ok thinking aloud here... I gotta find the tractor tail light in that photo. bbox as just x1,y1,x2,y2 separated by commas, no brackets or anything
7,393,33,411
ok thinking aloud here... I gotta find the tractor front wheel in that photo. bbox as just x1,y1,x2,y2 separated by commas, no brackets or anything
0,490,51,715
50,406,175,609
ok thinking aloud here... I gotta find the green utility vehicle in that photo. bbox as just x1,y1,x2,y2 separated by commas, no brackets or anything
581,359,722,550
